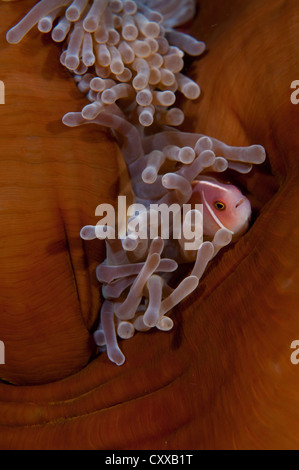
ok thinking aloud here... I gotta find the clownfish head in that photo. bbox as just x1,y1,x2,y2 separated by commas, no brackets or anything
188,177,252,238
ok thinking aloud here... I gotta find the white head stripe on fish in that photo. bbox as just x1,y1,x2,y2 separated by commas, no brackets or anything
202,190,233,233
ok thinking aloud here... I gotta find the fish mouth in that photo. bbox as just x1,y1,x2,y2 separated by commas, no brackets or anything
235,198,245,208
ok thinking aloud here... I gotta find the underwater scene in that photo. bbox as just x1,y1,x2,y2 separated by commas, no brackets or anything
0,0,298,451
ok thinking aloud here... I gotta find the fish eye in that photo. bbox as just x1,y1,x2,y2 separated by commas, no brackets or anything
214,201,226,211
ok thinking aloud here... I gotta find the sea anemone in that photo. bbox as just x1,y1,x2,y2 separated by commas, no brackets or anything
5,0,266,366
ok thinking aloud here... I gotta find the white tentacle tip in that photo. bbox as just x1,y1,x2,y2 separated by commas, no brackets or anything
94,329,106,346
6,27,20,45
200,241,215,261
62,112,83,127
108,348,126,366
80,225,97,240
156,316,174,331
213,228,233,247
252,145,266,163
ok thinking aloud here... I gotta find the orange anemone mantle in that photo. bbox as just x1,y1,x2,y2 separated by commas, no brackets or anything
0,0,298,450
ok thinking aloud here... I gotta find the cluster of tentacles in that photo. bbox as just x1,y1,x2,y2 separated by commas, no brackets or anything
7,0,203,128
6,0,266,365
68,112,266,365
